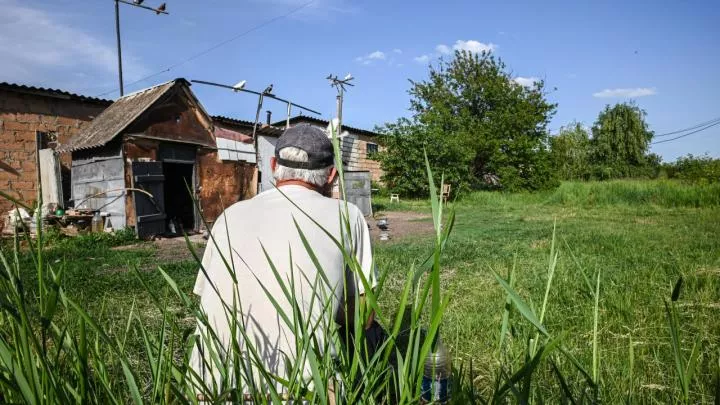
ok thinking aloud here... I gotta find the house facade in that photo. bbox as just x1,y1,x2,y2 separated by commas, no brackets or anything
0,82,111,232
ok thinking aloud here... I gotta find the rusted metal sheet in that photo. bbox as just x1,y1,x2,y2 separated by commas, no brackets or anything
197,150,256,225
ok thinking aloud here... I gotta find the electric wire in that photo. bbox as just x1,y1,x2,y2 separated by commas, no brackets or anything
94,1,314,98
651,120,720,144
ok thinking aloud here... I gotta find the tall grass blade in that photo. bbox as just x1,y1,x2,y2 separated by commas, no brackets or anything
489,267,548,336
592,269,601,385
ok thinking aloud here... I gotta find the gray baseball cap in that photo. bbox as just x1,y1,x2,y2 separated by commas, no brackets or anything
275,124,335,169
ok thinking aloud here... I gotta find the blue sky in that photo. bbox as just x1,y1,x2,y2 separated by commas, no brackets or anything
1,0,718,160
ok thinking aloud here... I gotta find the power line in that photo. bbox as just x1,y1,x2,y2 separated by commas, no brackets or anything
94,1,314,98
651,120,720,145
654,116,720,137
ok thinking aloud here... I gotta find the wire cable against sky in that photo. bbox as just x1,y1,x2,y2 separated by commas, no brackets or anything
651,119,720,144
94,0,314,97
654,116,720,137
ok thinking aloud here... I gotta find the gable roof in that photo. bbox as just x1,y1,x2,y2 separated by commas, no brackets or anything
59,79,211,152
0,82,112,106
272,115,380,138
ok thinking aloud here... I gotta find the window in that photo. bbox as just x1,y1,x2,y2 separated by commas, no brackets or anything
366,142,378,156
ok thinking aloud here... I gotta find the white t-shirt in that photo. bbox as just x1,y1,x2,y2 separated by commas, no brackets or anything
189,185,376,393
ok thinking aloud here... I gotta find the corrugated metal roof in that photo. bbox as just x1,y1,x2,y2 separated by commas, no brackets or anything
0,82,112,105
212,115,284,137
273,115,380,138
58,80,184,152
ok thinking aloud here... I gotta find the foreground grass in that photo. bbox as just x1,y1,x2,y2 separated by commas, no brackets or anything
9,179,719,402
376,180,720,402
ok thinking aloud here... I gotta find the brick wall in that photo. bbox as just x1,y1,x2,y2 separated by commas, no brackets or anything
353,134,383,183
0,90,108,229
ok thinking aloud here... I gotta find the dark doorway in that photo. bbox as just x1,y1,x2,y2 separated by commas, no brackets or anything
162,162,195,234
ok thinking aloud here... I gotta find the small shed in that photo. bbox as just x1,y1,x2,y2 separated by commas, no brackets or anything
59,79,256,238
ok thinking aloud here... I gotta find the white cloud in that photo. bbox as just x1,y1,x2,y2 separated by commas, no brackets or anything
393,48,402,54
453,39,497,54
355,50,386,65
435,44,451,55
514,76,540,87
368,51,386,60
592,87,657,98
0,0,148,89
415,39,496,64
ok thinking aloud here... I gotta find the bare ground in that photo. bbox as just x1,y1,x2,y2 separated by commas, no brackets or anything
369,211,434,242
107,212,432,270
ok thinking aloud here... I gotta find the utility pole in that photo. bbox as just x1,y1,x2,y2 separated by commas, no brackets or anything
114,0,168,96
327,74,354,138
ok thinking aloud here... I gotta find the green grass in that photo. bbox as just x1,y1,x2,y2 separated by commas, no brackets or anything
4,179,719,402
375,180,720,402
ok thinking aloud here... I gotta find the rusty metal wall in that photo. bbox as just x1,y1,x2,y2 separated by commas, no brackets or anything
197,150,256,227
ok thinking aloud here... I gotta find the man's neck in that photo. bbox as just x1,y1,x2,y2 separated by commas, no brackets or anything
275,179,322,193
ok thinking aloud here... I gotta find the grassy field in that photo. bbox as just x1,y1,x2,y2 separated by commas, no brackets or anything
375,180,720,402
7,179,720,402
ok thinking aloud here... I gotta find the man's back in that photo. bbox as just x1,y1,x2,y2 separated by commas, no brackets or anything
191,185,374,391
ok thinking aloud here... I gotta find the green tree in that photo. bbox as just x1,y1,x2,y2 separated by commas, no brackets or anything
550,122,592,180
591,102,654,178
374,118,473,197
377,50,559,194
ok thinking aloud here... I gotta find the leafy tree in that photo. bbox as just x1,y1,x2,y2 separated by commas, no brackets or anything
374,118,472,197
591,102,654,178
376,50,559,194
550,122,592,180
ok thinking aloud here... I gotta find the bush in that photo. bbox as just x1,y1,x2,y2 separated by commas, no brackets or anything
664,154,720,183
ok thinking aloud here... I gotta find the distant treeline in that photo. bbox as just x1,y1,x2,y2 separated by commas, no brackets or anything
372,50,717,197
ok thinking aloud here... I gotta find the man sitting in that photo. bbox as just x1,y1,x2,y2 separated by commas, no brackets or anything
189,124,378,399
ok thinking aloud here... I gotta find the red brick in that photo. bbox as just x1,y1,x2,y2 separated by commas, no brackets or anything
14,131,37,142
13,181,34,190
4,121,30,132
21,161,35,172
0,112,17,121
4,142,24,151
24,142,38,152
10,151,29,160
16,113,40,123
56,116,78,126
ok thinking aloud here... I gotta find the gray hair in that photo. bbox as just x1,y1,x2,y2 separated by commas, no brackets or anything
273,147,334,187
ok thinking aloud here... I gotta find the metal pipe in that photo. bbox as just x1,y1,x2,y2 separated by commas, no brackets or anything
286,103,291,129
251,93,265,192
191,80,322,116
115,0,124,96
336,86,343,138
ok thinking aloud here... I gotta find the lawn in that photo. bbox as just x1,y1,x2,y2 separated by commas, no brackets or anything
374,180,720,403
5,179,720,403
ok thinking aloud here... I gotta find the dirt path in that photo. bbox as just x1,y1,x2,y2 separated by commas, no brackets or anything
110,234,207,268
108,212,432,269
369,211,434,242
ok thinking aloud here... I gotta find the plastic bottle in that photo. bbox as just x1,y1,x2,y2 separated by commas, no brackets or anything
421,335,451,403
91,212,103,233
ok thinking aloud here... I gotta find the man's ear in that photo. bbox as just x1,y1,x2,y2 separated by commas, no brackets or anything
270,157,277,173
327,167,338,185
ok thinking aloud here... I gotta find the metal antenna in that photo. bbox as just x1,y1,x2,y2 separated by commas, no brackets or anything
114,0,168,96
